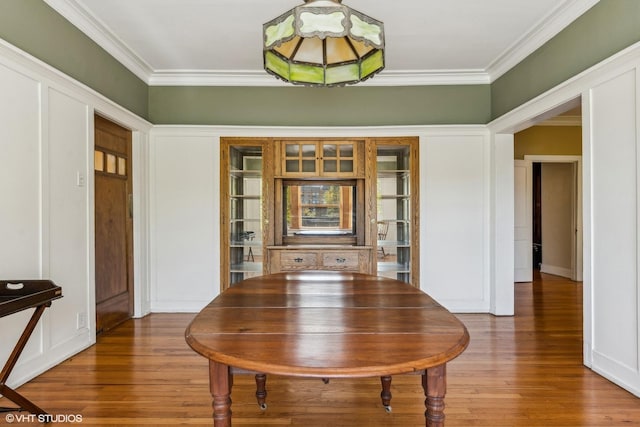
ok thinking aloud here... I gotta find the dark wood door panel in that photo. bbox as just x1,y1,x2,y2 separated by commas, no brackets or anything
95,176,128,302
94,114,133,334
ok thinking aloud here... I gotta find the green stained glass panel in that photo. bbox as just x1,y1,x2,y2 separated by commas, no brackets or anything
326,64,360,85
290,63,325,84
265,51,290,80
361,50,384,78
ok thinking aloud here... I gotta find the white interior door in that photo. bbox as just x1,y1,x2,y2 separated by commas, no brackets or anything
514,159,532,282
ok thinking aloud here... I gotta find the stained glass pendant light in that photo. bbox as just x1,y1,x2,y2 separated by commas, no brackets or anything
263,0,385,86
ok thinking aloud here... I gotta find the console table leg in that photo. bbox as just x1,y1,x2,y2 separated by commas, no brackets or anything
209,361,232,427
1,305,47,384
423,364,446,427
0,304,49,415
0,385,46,414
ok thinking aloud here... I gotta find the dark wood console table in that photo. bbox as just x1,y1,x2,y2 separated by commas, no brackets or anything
0,280,63,414
185,272,469,426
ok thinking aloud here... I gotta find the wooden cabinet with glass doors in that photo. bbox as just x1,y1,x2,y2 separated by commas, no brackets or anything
221,137,418,291
278,139,363,177
369,138,419,287
220,139,273,290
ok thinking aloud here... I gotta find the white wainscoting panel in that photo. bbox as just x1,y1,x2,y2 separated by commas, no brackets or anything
422,134,490,312
0,62,46,379
589,68,640,395
150,133,219,312
47,88,91,347
0,62,41,277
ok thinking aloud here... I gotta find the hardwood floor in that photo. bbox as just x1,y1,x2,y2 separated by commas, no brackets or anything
2,273,639,426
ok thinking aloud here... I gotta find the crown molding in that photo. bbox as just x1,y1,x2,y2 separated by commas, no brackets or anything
147,69,491,87
487,0,600,82
150,124,489,138
43,0,154,82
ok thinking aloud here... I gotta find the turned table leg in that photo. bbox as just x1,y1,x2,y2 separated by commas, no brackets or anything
380,375,392,412
210,361,232,427
423,364,446,427
255,373,268,410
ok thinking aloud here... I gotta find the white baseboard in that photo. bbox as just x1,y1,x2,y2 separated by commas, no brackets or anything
592,350,640,398
150,301,209,313
540,263,572,278
6,331,93,389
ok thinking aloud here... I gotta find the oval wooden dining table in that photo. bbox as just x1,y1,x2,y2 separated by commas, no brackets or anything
185,272,469,427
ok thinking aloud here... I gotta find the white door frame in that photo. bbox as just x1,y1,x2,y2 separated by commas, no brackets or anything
524,155,583,282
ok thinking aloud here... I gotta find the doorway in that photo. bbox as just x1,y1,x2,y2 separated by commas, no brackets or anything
513,107,583,283
528,156,582,281
94,114,134,334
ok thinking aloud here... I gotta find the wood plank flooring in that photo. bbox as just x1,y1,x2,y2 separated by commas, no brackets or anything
2,273,639,426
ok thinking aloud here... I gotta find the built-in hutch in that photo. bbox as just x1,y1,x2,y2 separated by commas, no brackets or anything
220,137,419,291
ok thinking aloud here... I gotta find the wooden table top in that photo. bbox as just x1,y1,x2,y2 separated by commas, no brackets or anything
186,272,469,378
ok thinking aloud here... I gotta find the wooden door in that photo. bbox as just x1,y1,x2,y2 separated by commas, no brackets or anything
94,115,133,334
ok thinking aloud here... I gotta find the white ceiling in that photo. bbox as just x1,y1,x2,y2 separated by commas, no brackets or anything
43,0,600,86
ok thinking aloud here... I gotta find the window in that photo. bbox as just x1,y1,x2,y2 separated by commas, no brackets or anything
282,180,358,244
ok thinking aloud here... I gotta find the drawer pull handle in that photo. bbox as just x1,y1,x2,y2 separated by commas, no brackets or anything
6,282,24,290
336,258,346,263
294,257,303,263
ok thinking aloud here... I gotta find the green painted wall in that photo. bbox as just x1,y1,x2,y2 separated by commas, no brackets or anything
492,0,640,120
1,0,639,126
148,85,491,126
0,0,149,119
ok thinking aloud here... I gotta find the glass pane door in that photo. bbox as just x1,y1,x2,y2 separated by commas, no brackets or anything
283,142,318,175
228,145,263,285
376,144,412,284
322,142,355,175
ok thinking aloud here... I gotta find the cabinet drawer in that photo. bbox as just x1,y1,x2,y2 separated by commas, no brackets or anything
322,252,359,270
279,252,318,269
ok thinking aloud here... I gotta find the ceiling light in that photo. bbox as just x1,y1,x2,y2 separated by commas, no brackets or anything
263,0,385,87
